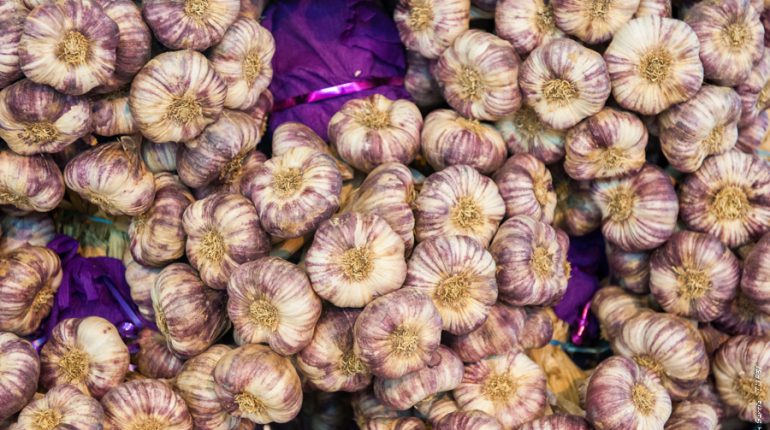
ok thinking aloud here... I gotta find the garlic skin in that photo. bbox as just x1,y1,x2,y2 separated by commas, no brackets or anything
518,415,591,430
297,308,372,393
635,0,672,17
658,85,741,173
245,146,342,239
453,351,547,429
606,245,650,294
737,109,769,153
421,109,506,175
129,173,193,267
40,316,129,398
679,150,770,248
183,192,269,290
591,286,649,340
214,344,303,424
612,311,709,400
136,328,185,379
552,0,640,44
650,231,740,322
405,51,442,108
552,176,602,236
123,251,160,323
742,232,770,313
689,381,736,422
142,0,239,50
585,356,672,430
352,390,402,427
196,150,266,199
141,141,178,173
92,91,138,137
393,0,470,60
0,333,39,422
414,165,505,248
0,246,62,336
434,30,521,121
0,150,64,214
14,384,103,430
306,212,406,308
494,153,557,223
419,392,458,425
604,16,704,115
0,80,91,155
0,213,55,253
19,0,118,95
714,290,770,336
354,289,442,379
364,417,427,430
328,94,422,173
434,410,501,430
210,17,274,110
404,235,497,335
685,0,764,87
664,401,718,430
495,0,563,55
737,50,770,126
712,335,770,423
0,0,25,89
519,38,611,131
102,379,193,430
273,121,354,181
130,50,227,144
592,164,679,252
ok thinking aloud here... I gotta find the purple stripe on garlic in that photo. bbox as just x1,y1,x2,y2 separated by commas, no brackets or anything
494,153,557,223
393,0,470,60
0,332,39,422
142,0,239,51
102,379,193,430
495,0,563,56
552,0,640,44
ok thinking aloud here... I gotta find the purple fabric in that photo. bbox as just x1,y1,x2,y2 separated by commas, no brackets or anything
263,0,410,142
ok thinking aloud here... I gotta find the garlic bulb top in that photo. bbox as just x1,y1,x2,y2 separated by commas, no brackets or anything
0,332,39,422
272,121,354,181
495,106,567,165
712,335,770,423
495,0,563,55
142,0,239,50
742,232,770,313
0,150,64,215
14,384,104,430
101,379,193,430
394,0,470,60
552,0,640,44
0,0,25,89
494,153,557,223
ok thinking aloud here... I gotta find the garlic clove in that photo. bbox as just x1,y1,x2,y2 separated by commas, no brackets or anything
142,0,239,51
494,106,567,165
664,401,718,430
434,410,501,430
405,51,443,108
393,0,470,60
635,0,672,17
519,38,611,131
518,414,591,430
102,379,193,430
0,0,25,89
141,141,178,174
495,0,563,56
123,250,160,324
272,121,354,181
15,384,103,430
552,0,640,44
742,232,770,314
494,153,557,223
713,290,770,337
737,108,770,154
0,150,64,215
0,332,39,422
591,285,650,340
135,328,185,379
92,90,138,137
195,150,267,199
40,316,129,398
0,213,56,253
712,335,770,423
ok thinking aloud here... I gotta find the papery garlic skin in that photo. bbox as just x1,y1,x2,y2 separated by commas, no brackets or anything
658,85,741,173
737,109,769,153
328,94,422,173
518,414,591,430
453,351,547,429
102,379,193,430
214,344,303,424
635,0,672,17
15,384,103,430
152,263,230,358
405,51,443,108
92,91,138,137
142,0,239,50
0,213,55,253
585,356,672,430
40,316,129,398
591,286,649,340
0,150,64,215
742,233,770,313
136,328,185,379
354,289,442,379
495,0,563,55
130,50,226,144
664,401,718,430
552,0,640,44
273,121,354,180
306,212,406,308
414,165,505,248
714,290,770,337
737,50,770,127
685,0,764,87
494,153,557,223
592,164,679,252
123,251,160,323
141,141,178,173
679,150,770,248
434,410,501,430
0,0,25,89
196,150,267,199
519,38,611,131
0,332,39,421
712,335,770,423
650,231,739,322
605,16,704,115
434,30,521,121
0,80,90,155
210,17,274,110
394,0,470,60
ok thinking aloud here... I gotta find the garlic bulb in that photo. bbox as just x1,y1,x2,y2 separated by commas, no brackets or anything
0,333,39,421
494,106,567,164
552,0,639,44
0,0,24,89
214,344,303,424
297,308,372,392
519,38,611,131
364,417,427,430
712,335,770,423
490,215,569,306
273,121,354,181
737,50,770,126
679,150,770,248
102,379,193,430
612,311,709,399
14,384,104,430
421,109,506,175
685,0,764,87
658,85,741,173
664,401,718,430
591,286,649,340
183,192,269,290
592,164,678,252
129,173,193,267
495,0,563,55
194,150,266,199
209,17,275,110
136,328,185,379
92,91,138,137
453,351,547,429
714,290,770,336
585,356,672,430
394,0,469,60
153,263,230,358
0,80,90,155
404,234,497,335
518,415,591,430
40,316,129,398
434,410,501,430
0,213,56,253
635,0,671,17
130,50,226,143
494,153,557,223
434,30,521,121
0,150,64,215
405,51,442,108
245,146,342,239
552,175,602,236
142,0,239,50
0,246,62,336
328,94,422,173
650,231,740,322
19,0,118,95
306,212,407,308
123,251,160,323
141,141,178,173
64,137,156,216
604,16,704,115
742,232,770,313
414,165,505,247
354,289,442,379
737,109,769,153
